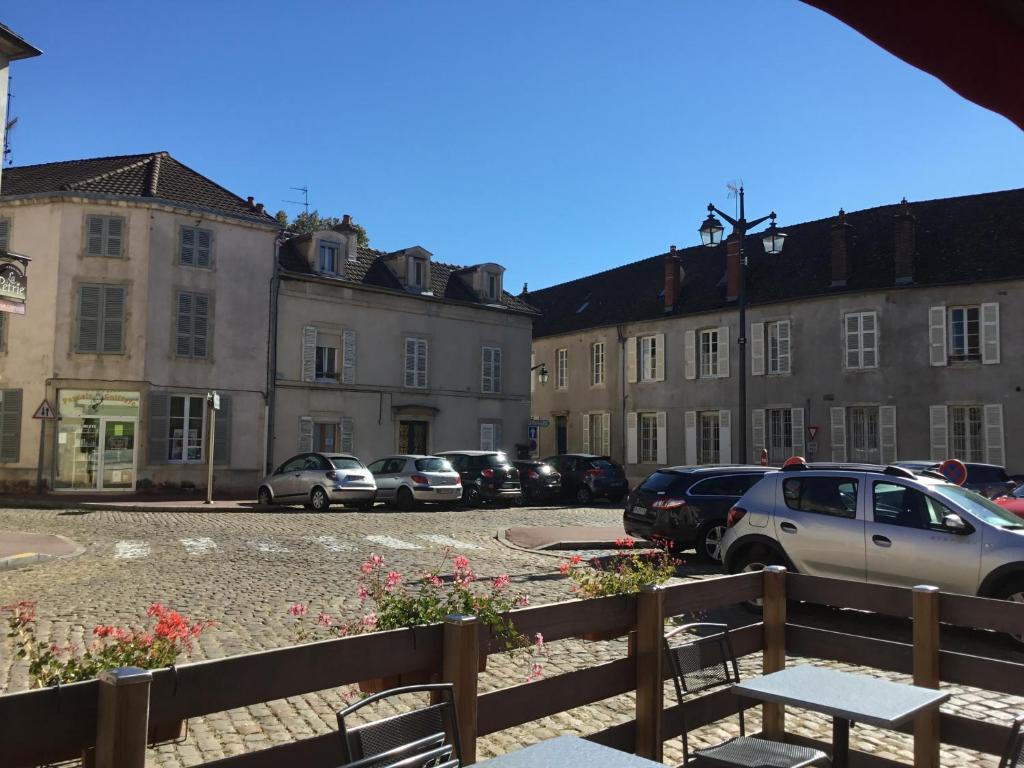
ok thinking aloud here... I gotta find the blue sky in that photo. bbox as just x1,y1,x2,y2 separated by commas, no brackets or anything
4,1,1022,291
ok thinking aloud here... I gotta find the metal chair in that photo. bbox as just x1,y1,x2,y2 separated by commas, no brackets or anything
337,683,462,768
664,622,830,767
999,714,1024,767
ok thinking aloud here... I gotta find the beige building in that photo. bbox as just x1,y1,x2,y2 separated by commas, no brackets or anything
271,222,536,468
528,189,1024,483
0,22,42,194
0,152,279,492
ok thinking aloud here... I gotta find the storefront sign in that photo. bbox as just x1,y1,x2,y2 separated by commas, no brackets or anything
0,255,28,315
58,389,141,418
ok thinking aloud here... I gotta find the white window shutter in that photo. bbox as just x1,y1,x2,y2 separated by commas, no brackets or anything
751,322,765,376
493,348,502,392
929,306,947,366
480,423,493,451
778,320,791,374
626,337,638,383
830,407,847,462
341,417,355,454
984,404,1005,466
601,412,611,455
685,411,697,465
418,339,429,388
582,413,591,453
298,416,313,452
981,302,1000,365
301,326,317,382
717,325,730,378
481,347,490,392
879,406,897,464
684,330,696,380
752,409,766,461
626,412,638,464
929,405,948,461
654,333,665,381
342,329,357,384
405,338,416,387
791,407,805,458
656,411,668,465
719,410,732,464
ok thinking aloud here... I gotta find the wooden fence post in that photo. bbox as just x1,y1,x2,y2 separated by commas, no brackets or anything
635,583,665,762
762,565,787,740
94,667,152,768
443,614,479,765
913,585,941,768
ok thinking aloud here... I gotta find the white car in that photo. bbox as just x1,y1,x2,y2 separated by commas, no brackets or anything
367,455,462,509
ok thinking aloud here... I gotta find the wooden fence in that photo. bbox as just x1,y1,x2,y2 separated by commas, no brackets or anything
1,569,1023,768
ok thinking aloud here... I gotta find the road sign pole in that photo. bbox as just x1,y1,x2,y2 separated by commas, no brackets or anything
205,393,216,505
36,419,45,494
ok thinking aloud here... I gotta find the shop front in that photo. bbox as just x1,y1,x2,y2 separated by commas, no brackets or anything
54,389,140,492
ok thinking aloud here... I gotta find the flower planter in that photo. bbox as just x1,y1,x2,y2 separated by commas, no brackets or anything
357,654,488,693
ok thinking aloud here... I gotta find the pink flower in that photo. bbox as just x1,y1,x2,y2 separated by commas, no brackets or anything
515,594,530,607
526,662,545,682
361,554,385,574
533,632,544,648
453,555,470,573
385,571,402,592
361,613,378,629
569,554,583,565
357,586,369,601
288,603,308,617
558,562,571,575
429,575,443,587
317,612,333,628
493,574,510,590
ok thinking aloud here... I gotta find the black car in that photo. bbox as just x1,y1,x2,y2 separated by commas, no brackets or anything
623,466,771,562
437,451,521,507
512,460,562,504
543,454,629,504
895,460,1015,499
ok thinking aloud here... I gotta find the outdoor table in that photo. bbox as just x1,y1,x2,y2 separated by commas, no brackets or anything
733,665,949,768
474,734,664,767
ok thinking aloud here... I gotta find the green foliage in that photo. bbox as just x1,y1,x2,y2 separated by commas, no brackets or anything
560,537,679,598
283,210,369,247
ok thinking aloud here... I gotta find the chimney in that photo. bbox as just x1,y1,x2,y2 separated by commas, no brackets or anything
664,247,681,312
246,196,255,209
342,214,352,227
725,234,741,301
256,202,264,213
830,209,852,288
521,282,529,296
893,197,916,285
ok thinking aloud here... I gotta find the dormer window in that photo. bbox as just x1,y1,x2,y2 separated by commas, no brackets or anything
319,242,339,274
413,259,425,289
487,273,498,300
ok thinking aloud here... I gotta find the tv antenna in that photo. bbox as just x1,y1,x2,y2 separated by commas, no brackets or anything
284,185,310,214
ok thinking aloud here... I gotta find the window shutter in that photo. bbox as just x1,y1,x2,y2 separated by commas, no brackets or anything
654,333,665,381
984,404,1005,466
77,285,102,352
480,423,493,451
718,410,731,464
844,314,859,368
684,330,696,380
341,416,355,454
86,215,104,255
778,320,791,374
981,302,1000,364
626,411,638,464
493,348,502,393
929,306,947,366
602,412,611,456
830,407,847,462
481,347,491,392
175,292,192,356
417,339,428,388
791,407,805,459
0,389,23,463
404,338,416,387
105,216,123,257
685,411,697,465
298,416,313,452
302,326,317,382
147,392,169,465
626,336,637,383
196,229,212,268
656,411,668,465
101,286,125,354
751,322,765,376
929,405,949,461
342,329,356,384
582,413,590,453
717,325,730,378
213,394,231,465
879,405,897,464
193,294,209,359
180,227,195,266
752,409,766,462
494,422,503,452
0,218,9,251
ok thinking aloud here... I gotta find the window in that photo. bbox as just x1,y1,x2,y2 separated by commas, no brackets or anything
872,482,952,530
319,242,339,273
85,215,124,257
767,408,793,464
0,217,9,250
556,348,568,389
587,412,610,455
950,405,984,462
591,342,605,386
487,273,497,299
404,337,428,388
0,388,23,462
179,226,212,268
76,284,125,354
639,413,658,463
640,336,657,381
168,394,205,462
481,347,502,393
949,306,980,361
316,345,337,380
783,477,858,518
314,422,337,453
844,312,877,369
698,411,720,464
848,406,880,463
413,259,424,288
480,422,502,451
175,291,210,359
689,474,763,497
699,329,719,378
767,320,791,374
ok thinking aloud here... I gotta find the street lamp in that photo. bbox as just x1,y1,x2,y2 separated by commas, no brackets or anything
698,187,786,463
532,363,549,386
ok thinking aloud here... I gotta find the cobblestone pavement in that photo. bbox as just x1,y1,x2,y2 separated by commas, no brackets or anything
0,502,1019,766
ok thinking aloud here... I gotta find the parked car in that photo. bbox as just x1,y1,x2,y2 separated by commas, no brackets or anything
623,466,772,562
543,454,629,504
894,460,1015,499
436,451,521,507
257,453,376,511
365,455,462,510
996,485,1024,518
721,461,1024,615
512,460,562,504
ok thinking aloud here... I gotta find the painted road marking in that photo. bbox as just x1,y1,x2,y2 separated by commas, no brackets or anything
250,541,289,554
180,538,218,555
114,540,150,559
313,536,354,552
365,535,422,550
417,534,482,550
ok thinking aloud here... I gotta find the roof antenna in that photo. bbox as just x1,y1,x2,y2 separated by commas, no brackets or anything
726,179,743,220
284,185,310,214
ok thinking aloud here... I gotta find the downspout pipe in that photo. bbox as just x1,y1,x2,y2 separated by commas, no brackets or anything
265,233,285,475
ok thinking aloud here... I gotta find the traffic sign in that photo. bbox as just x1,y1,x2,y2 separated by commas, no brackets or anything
32,399,57,420
807,426,819,440
939,458,968,486
528,419,550,428
527,426,539,440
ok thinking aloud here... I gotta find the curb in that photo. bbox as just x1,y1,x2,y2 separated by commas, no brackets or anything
0,533,85,571
496,528,622,556
0,498,256,514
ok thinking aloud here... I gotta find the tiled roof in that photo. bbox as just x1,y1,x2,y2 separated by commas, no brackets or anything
0,152,278,224
527,188,1024,338
279,239,537,314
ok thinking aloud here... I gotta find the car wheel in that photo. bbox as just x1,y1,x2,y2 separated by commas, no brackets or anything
575,485,592,504
734,547,786,611
462,486,481,508
396,487,415,512
996,577,1024,646
257,486,273,507
310,487,330,511
696,522,727,564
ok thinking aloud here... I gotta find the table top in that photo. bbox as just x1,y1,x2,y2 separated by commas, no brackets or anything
733,665,949,728
475,735,664,768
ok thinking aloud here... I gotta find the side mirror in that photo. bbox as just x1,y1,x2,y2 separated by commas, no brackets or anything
943,513,969,533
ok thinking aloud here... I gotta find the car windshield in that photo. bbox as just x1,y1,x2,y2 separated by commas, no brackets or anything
932,485,1024,528
968,465,1010,483
590,459,618,471
415,458,452,472
1013,485,1024,499
639,471,681,494
484,453,509,468
329,457,363,470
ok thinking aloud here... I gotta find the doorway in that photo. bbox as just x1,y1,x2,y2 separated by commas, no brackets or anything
555,415,568,455
399,420,429,454
56,417,137,491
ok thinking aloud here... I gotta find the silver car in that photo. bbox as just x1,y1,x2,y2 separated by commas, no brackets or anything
258,453,376,511
722,462,1024,604
366,455,462,510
